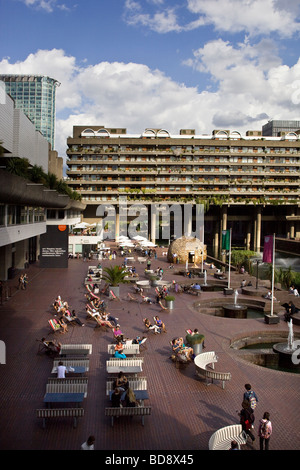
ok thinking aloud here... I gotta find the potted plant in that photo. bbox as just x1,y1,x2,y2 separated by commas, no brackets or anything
164,295,175,309
186,331,205,355
101,265,128,299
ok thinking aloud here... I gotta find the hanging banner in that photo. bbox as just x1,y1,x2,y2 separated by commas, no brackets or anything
263,235,274,263
222,229,230,251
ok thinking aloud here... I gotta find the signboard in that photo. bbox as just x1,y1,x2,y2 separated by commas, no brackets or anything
40,225,69,268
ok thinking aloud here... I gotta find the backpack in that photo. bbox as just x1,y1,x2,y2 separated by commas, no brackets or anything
246,390,257,410
260,420,271,438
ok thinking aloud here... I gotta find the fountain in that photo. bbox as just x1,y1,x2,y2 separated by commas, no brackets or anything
200,269,214,291
273,320,300,369
222,289,248,319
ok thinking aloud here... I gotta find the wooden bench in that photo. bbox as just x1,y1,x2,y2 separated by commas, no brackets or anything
59,344,92,356
36,408,84,429
208,424,246,450
106,358,143,374
45,382,88,397
106,377,147,395
105,406,151,427
107,343,140,356
194,351,231,389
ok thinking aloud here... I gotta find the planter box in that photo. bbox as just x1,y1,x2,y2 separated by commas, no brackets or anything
165,300,174,310
264,314,280,324
223,288,233,296
109,286,120,299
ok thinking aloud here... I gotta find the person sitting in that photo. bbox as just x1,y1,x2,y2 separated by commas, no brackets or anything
141,294,153,304
102,311,119,326
143,318,161,334
264,291,276,300
154,315,167,333
40,337,61,354
111,387,122,408
114,372,129,391
63,309,85,326
284,301,296,322
113,325,124,342
57,317,68,334
192,282,201,290
173,337,194,361
123,387,138,408
241,279,247,287
114,341,127,359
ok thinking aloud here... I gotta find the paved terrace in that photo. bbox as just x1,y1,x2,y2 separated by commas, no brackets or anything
0,245,299,451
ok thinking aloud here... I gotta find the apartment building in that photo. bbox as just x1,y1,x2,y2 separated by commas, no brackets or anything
66,125,300,252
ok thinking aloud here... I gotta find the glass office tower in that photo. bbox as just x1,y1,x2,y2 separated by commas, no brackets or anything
0,75,60,149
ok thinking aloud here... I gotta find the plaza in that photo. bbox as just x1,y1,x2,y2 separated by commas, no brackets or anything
0,243,299,451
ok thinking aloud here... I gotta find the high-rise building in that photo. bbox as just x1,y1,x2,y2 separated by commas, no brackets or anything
0,75,60,149
262,120,300,137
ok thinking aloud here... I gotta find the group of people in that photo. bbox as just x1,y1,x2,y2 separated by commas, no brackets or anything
143,316,166,334
53,295,85,330
111,372,140,408
171,336,194,362
235,383,272,450
18,273,28,290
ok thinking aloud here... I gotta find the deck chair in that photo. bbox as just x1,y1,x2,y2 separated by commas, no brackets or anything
86,310,109,330
127,292,139,302
48,319,63,334
138,337,148,351
159,300,169,311
109,290,120,301
85,284,100,300
36,339,60,357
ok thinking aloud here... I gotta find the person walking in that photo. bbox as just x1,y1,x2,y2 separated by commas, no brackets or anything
258,412,272,450
81,435,95,450
243,383,258,412
239,400,255,444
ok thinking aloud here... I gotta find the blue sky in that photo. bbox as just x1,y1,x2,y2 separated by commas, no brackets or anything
1,0,300,158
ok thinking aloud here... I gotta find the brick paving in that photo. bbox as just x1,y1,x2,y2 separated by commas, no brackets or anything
0,246,299,451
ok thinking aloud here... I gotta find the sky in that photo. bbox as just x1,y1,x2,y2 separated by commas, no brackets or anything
1,0,300,162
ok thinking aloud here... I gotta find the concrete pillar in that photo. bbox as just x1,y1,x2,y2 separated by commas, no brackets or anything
151,208,156,244
246,222,251,250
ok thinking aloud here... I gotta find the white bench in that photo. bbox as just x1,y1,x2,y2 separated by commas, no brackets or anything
45,382,88,397
107,343,140,356
194,351,231,389
106,377,148,395
51,358,89,374
105,406,151,427
37,408,84,429
137,257,147,264
208,424,247,450
106,358,144,374
59,344,92,356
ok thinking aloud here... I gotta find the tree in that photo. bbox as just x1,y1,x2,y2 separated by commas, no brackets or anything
101,266,128,287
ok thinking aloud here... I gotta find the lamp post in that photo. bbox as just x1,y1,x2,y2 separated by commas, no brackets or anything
256,259,262,290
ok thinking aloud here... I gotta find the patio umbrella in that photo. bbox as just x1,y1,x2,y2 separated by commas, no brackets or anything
73,222,89,229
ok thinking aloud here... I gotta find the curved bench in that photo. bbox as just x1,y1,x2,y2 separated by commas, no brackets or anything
194,351,231,389
208,424,246,450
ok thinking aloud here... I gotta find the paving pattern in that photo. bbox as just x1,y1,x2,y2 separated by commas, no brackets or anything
0,245,299,451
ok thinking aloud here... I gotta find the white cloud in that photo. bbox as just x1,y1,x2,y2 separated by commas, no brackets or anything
124,0,300,36
1,48,300,164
